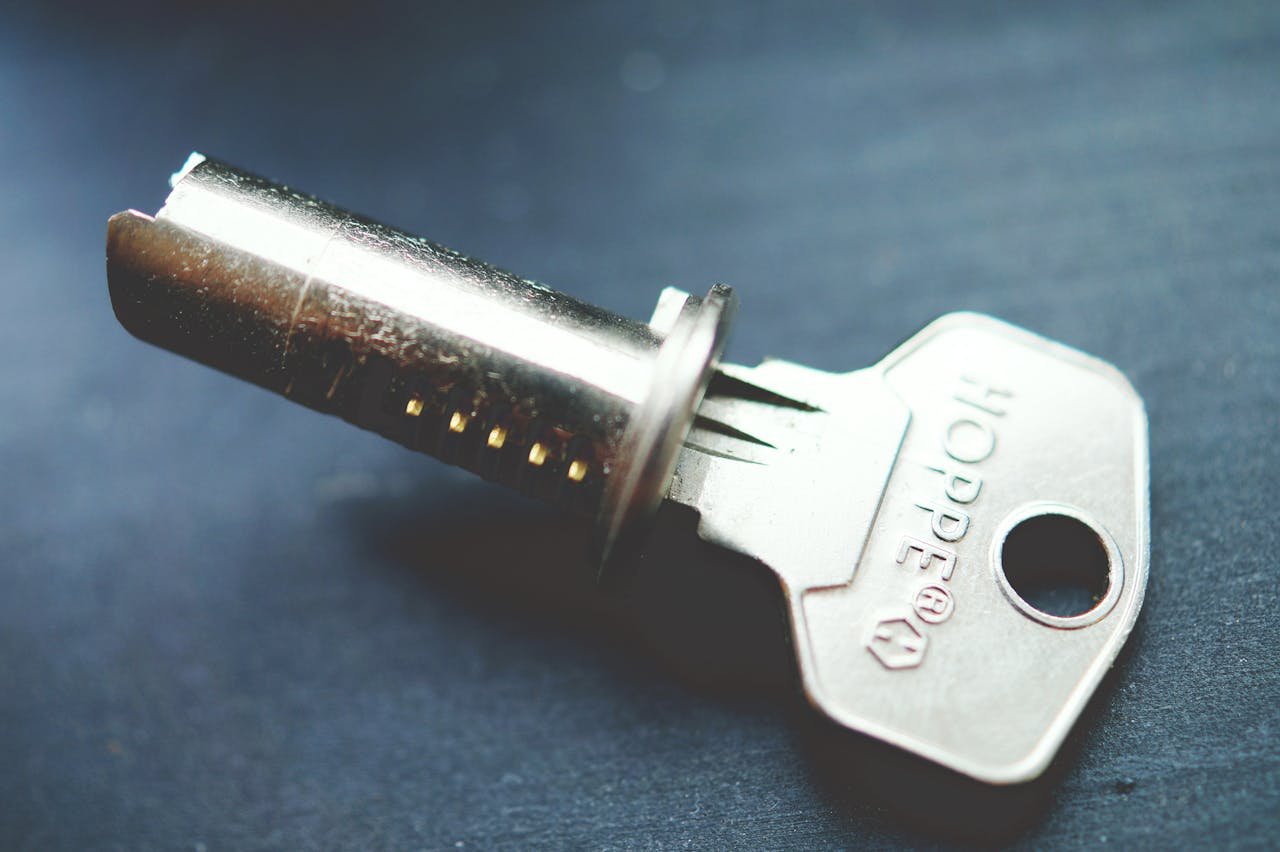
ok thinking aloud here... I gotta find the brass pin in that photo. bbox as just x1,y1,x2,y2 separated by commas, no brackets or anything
405,396,425,417
527,442,548,467
487,426,508,449
566,459,588,483
448,411,469,433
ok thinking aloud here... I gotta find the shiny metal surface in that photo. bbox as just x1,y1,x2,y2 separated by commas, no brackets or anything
107,156,1149,785
670,314,1149,783
107,154,732,541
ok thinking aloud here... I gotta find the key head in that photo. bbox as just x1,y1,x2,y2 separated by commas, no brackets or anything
674,313,1149,783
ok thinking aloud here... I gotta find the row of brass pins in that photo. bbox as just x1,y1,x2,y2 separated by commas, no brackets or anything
404,392,591,484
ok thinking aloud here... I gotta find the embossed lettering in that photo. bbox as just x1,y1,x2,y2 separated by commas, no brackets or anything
881,375,1014,668
944,418,996,464
916,502,970,542
896,536,958,581
955,376,1012,417
927,463,983,504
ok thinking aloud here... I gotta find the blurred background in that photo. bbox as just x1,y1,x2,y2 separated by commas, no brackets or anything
2,1,1277,848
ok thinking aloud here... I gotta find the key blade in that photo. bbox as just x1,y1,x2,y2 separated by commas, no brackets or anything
672,358,910,594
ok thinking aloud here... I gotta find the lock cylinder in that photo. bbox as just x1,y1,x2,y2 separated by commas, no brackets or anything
107,154,735,559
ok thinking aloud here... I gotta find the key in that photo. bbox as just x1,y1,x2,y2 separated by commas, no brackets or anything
670,321,1147,784
106,154,1149,784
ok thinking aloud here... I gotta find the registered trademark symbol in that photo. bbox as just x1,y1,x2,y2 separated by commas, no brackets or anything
913,583,955,624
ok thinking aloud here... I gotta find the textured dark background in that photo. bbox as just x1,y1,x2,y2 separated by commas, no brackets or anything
2,1,1277,848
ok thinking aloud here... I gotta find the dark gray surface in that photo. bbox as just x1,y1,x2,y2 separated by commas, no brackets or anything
2,1,1278,848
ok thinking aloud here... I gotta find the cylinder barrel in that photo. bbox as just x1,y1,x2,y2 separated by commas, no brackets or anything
107,155,734,553
109,156,665,515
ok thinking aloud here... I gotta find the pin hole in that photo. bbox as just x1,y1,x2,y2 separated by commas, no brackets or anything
999,513,1110,619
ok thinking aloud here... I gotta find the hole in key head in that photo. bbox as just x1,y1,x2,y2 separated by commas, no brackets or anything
999,513,1111,619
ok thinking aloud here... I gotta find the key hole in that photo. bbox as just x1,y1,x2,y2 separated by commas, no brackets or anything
999,513,1111,619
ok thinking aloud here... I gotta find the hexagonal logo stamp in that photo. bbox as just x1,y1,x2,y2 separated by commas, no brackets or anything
867,616,927,669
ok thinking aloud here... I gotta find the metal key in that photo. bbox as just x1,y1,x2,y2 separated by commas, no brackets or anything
106,154,1149,784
